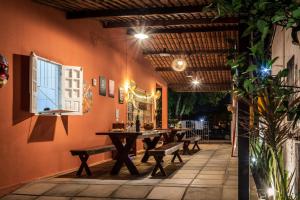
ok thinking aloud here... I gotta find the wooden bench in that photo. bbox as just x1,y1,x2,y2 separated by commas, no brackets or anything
148,142,183,176
70,145,115,176
182,135,201,155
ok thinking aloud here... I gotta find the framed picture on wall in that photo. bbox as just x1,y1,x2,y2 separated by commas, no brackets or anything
99,76,106,96
119,87,125,104
108,80,115,98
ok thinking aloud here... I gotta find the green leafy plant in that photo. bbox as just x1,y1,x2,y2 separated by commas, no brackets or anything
211,0,300,199
247,73,300,199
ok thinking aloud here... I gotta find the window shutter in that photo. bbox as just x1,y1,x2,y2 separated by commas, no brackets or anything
61,66,83,115
29,53,38,114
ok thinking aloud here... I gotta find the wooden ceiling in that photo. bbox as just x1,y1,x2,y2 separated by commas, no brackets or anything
34,0,238,92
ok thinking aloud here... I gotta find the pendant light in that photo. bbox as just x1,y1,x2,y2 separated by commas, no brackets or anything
171,58,187,72
171,34,187,72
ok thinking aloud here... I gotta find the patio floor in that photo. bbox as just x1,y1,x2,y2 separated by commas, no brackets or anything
1,143,238,200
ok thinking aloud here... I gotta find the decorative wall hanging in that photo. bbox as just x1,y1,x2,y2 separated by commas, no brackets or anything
99,76,106,96
82,82,93,113
92,78,97,86
0,54,9,88
108,79,115,98
119,87,125,104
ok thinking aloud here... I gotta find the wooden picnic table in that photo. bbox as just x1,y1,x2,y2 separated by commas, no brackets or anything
96,130,166,175
155,128,191,144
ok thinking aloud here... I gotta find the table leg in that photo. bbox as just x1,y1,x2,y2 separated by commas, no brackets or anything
141,135,161,163
176,133,186,142
183,141,191,155
110,135,140,175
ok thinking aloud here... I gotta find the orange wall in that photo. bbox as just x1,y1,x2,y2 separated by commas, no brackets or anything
0,0,168,189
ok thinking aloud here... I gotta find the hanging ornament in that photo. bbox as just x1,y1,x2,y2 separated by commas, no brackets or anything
0,54,9,88
171,58,187,72
82,82,93,113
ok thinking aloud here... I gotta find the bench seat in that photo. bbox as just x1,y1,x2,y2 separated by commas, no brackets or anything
148,142,183,176
182,136,201,155
70,145,115,176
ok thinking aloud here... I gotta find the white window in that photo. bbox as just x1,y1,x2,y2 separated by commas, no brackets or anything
29,52,83,115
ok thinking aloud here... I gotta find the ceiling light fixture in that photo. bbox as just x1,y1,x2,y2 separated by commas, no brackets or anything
192,79,200,85
134,32,149,40
171,58,187,72
159,48,171,57
192,77,200,86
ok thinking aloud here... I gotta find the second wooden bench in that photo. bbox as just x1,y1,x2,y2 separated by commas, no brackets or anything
148,142,183,176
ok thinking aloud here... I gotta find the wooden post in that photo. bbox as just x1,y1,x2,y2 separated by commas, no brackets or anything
238,22,250,200
238,100,250,200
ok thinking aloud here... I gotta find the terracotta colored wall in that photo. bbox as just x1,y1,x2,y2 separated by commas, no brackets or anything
0,0,168,189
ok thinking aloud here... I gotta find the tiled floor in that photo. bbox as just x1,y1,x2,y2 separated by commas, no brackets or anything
2,144,238,200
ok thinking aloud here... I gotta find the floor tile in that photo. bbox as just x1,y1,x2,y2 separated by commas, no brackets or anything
160,178,192,185
171,173,197,179
175,170,200,174
196,174,224,180
200,171,225,175
1,195,37,200
13,183,57,195
192,179,223,186
147,186,186,200
77,184,119,198
36,197,70,200
183,187,222,200
222,188,238,200
72,198,109,200
44,184,88,197
127,179,162,185
112,185,152,199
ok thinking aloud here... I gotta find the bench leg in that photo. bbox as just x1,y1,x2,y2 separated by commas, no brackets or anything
152,155,166,176
171,150,183,163
77,153,91,176
183,141,191,155
192,141,201,151
141,136,161,163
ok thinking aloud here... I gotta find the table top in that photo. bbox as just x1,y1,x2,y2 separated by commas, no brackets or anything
96,130,167,139
155,128,191,131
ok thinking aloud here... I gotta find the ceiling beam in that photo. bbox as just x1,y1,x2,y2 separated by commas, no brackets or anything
127,25,238,35
174,88,230,92
66,5,208,19
155,66,231,72
168,83,231,88
143,49,230,56
103,17,239,28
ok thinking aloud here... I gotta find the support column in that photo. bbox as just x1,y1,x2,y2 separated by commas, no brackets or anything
238,100,249,200
238,22,250,200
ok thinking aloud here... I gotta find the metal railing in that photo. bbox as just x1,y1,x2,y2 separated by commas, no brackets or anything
180,120,210,143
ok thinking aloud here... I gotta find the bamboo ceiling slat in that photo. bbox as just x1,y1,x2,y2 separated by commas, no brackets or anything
35,0,237,92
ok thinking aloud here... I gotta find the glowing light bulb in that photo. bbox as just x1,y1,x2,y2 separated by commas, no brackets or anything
192,79,200,85
134,33,149,40
251,157,256,163
124,81,130,93
177,60,184,66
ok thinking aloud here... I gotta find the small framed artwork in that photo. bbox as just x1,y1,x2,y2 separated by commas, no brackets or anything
119,87,125,104
108,79,115,98
99,76,106,96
